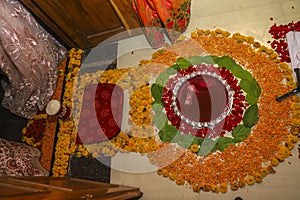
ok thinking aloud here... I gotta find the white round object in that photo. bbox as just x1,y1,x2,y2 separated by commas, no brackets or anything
46,100,61,116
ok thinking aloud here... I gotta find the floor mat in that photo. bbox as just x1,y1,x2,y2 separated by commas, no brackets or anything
68,156,111,183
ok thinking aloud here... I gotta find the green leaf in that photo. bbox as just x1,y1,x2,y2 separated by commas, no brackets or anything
151,101,164,113
214,56,236,70
232,125,251,142
251,79,262,97
246,93,259,105
187,56,203,65
188,55,216,65
151,83,164,101
171,64,181,71
176,57,192,69
202,55,218,64
243,104,259,128
217,137,235,151
158,124,179,143
230,65,253,80
152,102,167,131
239,79,252,93
153,112,168,131
172,133,201,149
192,137,203,146
240,78,261,97
155,67,178,85
198,138,218,156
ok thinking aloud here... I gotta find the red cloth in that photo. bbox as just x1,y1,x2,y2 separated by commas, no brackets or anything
77,83,124,144
133,0,191,48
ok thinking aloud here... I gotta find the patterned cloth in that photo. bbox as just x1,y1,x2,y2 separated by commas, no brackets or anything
133,0,191,48
0,0,66,119
0,138,48,176
77,83,124,144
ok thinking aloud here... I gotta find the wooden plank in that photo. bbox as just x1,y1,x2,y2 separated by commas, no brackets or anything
0,177,143,200
109,0,143,36
33,0,90,48
0,182,47,198
19,0,142,49
19,0,76,48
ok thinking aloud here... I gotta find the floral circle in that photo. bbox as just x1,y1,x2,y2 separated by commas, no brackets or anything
48,29,300,193
144,29,300,193
166,65,234,129
151,55,261,155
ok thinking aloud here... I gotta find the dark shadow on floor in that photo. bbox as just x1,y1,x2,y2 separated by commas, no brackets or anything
0,74,27,142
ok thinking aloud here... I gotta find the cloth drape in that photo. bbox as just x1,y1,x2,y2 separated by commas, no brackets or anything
0,0,67,119
286,31,300,70
133,0,192,48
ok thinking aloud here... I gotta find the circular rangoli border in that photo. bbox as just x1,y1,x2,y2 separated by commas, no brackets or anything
51,29,300,193
146,29,300,193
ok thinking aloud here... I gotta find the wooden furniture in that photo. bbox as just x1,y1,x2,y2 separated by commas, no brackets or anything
19,0,142,49
0,176,143,199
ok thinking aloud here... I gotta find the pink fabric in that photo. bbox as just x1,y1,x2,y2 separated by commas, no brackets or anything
0,0,67,119
0,138,48,176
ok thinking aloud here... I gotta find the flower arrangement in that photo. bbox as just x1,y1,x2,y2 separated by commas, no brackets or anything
73,64,163,157
151,57,261,156
268,20,300,62
51,48,82,176
22,57,67,170
22,113,47,148
146,28,300,192
22,28,300,193
67,28,300,193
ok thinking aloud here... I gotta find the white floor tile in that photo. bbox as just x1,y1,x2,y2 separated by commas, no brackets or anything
191,0,281,18
117,34,155,68
186,3,286,45
279,0,298,2
111,169,201,200
281,0,300,22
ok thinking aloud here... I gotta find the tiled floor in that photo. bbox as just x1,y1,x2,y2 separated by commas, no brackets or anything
105,0,300,199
